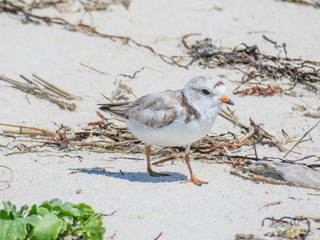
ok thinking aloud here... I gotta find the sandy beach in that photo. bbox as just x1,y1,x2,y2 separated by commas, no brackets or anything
1,0,320,239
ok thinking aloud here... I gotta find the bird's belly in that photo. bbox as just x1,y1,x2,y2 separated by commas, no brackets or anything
127,118,215,147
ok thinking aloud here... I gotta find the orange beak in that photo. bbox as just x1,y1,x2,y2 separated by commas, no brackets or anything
219,95,234,105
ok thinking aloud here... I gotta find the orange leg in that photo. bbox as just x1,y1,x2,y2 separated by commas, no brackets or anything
184,152,208,186
145,145,169,177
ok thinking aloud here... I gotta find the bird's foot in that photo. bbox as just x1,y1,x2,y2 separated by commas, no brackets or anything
148,168,169,177
184,173,208,186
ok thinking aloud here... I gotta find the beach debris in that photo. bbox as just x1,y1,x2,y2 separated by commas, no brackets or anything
182,35,320,94
233,84,278,96
112,79,137,101
0,123,56,137
246,160,320,188
0,74,76,110
284,120,320,158
154,232,163,240
229,153,320,190
280,0,320,8
303,108,320,119
1,108,319,189
80,62,110,76
2,0,320,77
236,216,320,240
227,121,320,190
218,107,285,151
1,0,131,13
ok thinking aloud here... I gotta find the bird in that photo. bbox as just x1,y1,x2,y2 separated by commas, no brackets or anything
99,76,234,186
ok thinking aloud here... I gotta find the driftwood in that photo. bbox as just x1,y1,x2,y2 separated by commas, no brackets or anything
247,160,320,188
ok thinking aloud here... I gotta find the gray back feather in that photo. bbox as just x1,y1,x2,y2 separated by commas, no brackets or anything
100,90,181,128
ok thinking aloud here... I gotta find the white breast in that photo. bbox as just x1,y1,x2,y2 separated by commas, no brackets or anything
127,106,220,147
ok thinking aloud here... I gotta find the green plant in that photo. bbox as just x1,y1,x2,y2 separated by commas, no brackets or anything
0,199,106,240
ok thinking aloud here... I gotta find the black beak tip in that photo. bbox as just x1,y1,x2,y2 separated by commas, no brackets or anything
226,99,235,106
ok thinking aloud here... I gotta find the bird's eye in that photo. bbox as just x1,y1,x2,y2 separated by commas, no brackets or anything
202,89,211,95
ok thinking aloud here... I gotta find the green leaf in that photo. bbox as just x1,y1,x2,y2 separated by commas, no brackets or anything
0,218,28,240
17,205,29,218
72,212,105,240
0,201,28,220
0,202,16,220
29,204,38,216
29,207,67,240
72,204,105,240
40,199,62,211
75,203,94,220
41,199,80,218
0,199,106,240
81,213,106,240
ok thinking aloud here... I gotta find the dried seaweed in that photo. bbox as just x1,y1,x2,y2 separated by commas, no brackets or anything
182,35,320,93
0,118,250,155
0,74,76,110
2,108,319,189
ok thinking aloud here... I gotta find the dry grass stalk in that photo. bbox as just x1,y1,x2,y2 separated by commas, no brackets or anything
31,74,75,100
3,130,55,136
0,123,56,136
284,120,320,158
0,74,76,110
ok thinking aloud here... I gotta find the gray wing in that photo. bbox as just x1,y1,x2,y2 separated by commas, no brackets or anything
99,90,181,128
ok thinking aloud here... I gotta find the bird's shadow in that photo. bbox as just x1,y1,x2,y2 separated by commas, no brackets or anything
70,167,187,183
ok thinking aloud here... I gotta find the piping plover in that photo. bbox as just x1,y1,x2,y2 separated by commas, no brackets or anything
99,76,234,186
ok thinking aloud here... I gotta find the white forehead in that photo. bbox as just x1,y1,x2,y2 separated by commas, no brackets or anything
186,76,225,92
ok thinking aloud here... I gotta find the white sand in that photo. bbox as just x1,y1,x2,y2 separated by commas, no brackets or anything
1,0,320,239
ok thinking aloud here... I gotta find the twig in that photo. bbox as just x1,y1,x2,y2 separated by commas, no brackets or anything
0,75,76,110
2,130,55,137
79,63,110,76
116,67,145,80
258,201,282,211
32,74,75,99
0,123,56,136
284,120,320,158
218,109,249,131
218,108,284,150
154,232,163,240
